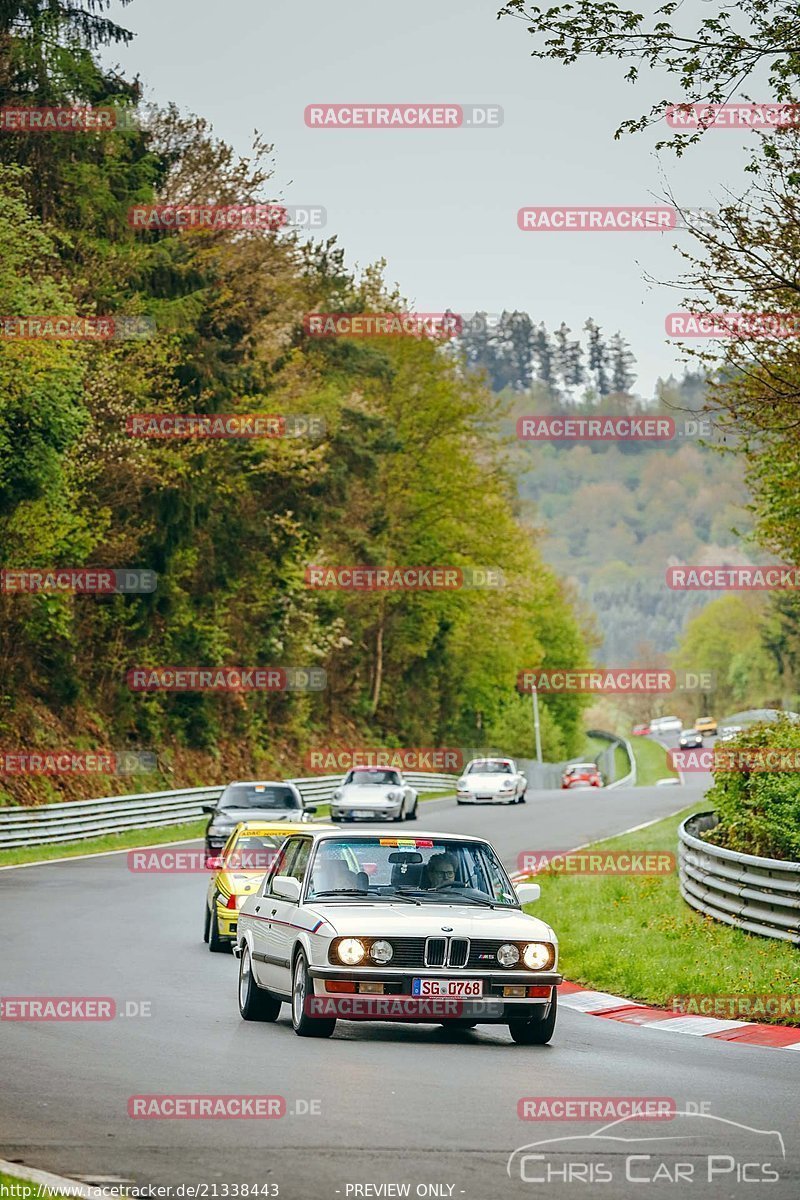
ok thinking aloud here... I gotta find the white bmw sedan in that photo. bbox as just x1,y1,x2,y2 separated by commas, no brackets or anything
456,758,527,805
235,829,561,1044
329,767,418,822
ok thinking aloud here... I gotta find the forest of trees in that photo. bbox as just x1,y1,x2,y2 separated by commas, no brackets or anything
454,313,636,396
0,2,593,803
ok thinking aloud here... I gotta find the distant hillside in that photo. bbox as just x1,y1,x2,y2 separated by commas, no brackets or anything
505,375,755,661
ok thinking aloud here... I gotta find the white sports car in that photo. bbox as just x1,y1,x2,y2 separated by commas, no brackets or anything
456,757,527,805
329,767,418,822
235,829,561,1044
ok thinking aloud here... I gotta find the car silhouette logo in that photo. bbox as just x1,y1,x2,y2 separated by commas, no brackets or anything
441,926,453,932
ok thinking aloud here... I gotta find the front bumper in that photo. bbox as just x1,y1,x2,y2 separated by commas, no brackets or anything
456,792,515,804
307,965,562,1016
330,806,402,820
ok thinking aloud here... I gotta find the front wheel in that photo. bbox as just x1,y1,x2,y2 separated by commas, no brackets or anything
508,992,557,1045
291,952,336,1038
203,901,210,943
208,899,229,953
238,944,282,1022
405,800,418,820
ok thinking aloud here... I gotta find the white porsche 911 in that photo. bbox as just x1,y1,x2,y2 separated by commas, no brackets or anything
456,757,527,805
234,829,561,1044
329,766,419,822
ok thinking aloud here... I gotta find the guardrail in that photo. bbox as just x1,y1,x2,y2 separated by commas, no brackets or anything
0,772,457,850
678,811,800,945
586,729,637,789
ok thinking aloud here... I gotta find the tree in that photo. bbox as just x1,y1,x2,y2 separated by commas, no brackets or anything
608,331,636,395
584,318,610,396
498,0,800,150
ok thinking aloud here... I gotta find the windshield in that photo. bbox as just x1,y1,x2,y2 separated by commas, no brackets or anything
306,837,518,906
345,769,401,786
219,784,299,810
466,760,512,775
568,764,597,773
222,833,284,872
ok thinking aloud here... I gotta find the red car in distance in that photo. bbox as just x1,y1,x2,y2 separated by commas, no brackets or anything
631,723,650,736
560,762,603,789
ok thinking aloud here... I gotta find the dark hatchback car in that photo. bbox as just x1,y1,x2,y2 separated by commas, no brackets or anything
203,780,315,854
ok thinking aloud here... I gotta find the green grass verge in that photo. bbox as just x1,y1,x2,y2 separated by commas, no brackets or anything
0,790,454,868
629,736,677,787
584,734,631,785
0,1170,74,1198
528,803,800,1025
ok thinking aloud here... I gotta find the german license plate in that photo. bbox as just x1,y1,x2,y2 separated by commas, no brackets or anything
412,978,483,997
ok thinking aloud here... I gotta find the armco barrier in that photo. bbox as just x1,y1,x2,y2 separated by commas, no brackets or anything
679,811,800,945
585,729,637,789
0,772,457,850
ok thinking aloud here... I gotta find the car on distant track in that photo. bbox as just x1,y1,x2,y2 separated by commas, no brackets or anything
718,724,744,742
649,716,683,735
631,723,650,736
203,780,315,855
560,762,603,790
694,715,718,737
234,829,561,1043
330,767,418,822
678,728,704,749
655,777,681,787
204,820,324,952
455,758,527,805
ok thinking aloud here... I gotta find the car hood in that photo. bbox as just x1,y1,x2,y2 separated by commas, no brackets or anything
304,901,555,944
461,774,514,792
215,869,267,896
335,785,399,805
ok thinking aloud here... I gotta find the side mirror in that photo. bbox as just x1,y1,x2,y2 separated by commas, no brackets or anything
304,804,318,814
201,803,217,814
515,882,541,905
272,875,301,903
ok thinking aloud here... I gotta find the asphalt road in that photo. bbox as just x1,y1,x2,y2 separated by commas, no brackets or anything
2,774,798,1200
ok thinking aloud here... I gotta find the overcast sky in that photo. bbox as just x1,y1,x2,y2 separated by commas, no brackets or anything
107,0,753,395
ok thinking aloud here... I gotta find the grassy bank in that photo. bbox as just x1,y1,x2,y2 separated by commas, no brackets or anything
527,803,800,1024
0,791,453,868
629,736,678,787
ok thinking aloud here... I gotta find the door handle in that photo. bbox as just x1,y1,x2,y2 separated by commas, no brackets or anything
271,908,278,915
255,905,260,912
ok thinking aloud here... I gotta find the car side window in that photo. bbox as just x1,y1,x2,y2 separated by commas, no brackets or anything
263,839,300,896
286,839,312,888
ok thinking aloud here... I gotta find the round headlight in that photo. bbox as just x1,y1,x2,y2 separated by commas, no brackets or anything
457,778,467,789
337,938,366,965
497,942,520,967
370,939,394,964
522,942,553,970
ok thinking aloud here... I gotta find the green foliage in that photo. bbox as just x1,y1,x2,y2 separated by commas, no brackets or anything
0,17,592,800
705,717,800,861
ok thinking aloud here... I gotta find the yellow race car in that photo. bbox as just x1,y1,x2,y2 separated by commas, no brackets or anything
694,715,718,737
204,821,327,952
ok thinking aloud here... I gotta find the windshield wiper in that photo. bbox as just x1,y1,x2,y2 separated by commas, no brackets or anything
311,889,370,898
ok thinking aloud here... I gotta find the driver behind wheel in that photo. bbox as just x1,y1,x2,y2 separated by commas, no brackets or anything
422,852,458,889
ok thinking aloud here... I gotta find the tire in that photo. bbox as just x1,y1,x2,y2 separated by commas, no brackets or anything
508,992,557,1045
208,898,229,953
291,952,336,1038
394,806,405,822
238,944,282,1022
518,791,527,804
456,799,465,805
406,800,418,821
329,814,342,823
203,901,210,944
